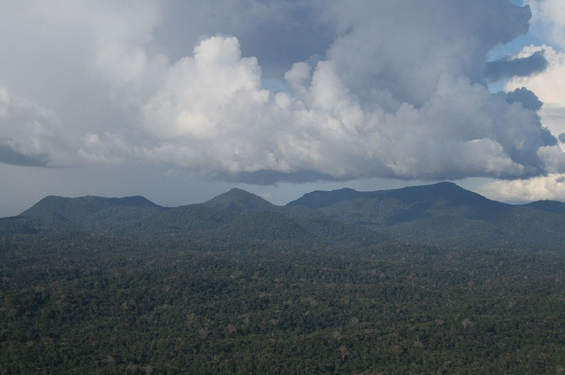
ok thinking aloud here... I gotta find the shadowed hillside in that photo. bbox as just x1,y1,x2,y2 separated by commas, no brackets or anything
289,182,565,249
523,200,565,216
4,182,565,250
20,195,168,230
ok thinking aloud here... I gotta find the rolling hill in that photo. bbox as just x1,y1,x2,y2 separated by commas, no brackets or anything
10,189,382,247
20,195,168,231
4,182,565,250
523,200,565,216
288,182,565,249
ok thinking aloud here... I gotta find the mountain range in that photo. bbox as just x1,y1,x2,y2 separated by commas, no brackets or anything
2,182,565,250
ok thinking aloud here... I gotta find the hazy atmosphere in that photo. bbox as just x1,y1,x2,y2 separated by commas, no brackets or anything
1,0,565,216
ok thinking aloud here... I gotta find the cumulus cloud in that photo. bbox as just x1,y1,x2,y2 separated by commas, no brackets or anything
103,34,554,181
316,0,531,107
506,45,565,105
0,0,562,185
157,0,334,79
0,85,66,167
525,0,565,50
485,50,548,81
505,45,565,151
506,87,543,111
476,34,565,202
478,173,565,202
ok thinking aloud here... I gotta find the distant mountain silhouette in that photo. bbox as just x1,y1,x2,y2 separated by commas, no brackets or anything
202,188,275,213
286,187,391,209
5,183,565,250
20,195,167,230
289,182,565,249
523,200,565,216
10,189,379,246
202,188,383,244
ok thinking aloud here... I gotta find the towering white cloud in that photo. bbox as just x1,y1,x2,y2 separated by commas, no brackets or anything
475,0,565,202
0,0,562,185
476,42,565,201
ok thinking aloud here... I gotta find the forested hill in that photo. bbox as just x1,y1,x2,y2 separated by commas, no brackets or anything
202,188,275,213
286,187,392,209
523,199,565,216
287,182,565,249
19,195,168,230
2,182,565,249
5,189,385,247
3,185,565,374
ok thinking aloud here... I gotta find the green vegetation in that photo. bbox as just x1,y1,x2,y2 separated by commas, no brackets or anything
2,233,565,374
306,182,565,249
2,183,565,373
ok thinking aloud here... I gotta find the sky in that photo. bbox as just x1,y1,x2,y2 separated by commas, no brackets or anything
1,0,565,216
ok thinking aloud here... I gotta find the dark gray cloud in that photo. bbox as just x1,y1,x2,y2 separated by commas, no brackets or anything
485,50,548,81
319,0,532,107
506,87,543,111
559,133,565,143
156,0,335,80
0,145,47,167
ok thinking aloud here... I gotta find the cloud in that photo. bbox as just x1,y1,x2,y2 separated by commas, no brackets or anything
505,45,565,105
485,50,548,81
505,45,565,155
525,0,565,50
0,83,129,168
112,35,555,181
483,33,565,203
0,0,562,185
506,87,543,111
316,0,531,107
0,145,47,167
157,0,334,79
0,85,67,167
478,173,565,202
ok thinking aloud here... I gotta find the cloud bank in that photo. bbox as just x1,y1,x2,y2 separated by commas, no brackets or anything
0,0,562,184
485,50,548,81
478,173,565,202
476,39,565,201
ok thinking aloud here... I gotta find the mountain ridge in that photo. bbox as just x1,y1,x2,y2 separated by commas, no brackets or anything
19,194,168,230
288,182,565,248
523,200,565,216
286,187,391,209
4,183,565,250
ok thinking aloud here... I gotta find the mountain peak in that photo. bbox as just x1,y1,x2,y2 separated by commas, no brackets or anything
385,182,491,205
112,195,159,207
287,187,390,209
203,188,275,213
19,194,165,229
23,195,159,215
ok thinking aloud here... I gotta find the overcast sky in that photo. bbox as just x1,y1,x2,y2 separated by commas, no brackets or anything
1,0,565,216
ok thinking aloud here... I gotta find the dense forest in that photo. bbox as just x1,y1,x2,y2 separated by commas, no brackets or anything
2,183,565,374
